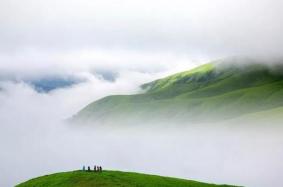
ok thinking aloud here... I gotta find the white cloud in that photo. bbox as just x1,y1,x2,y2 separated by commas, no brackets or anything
0,48,204,81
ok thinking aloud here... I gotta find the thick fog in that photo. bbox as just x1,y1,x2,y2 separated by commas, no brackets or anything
1,69,283,187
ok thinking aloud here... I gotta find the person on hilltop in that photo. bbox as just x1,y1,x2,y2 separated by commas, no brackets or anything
94,165,97,172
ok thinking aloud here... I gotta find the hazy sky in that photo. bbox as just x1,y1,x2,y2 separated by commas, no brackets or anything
1,0,282,53
1,0,283,78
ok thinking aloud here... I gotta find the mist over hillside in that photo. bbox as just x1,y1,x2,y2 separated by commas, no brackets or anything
73,58,283,126
2,59,283,187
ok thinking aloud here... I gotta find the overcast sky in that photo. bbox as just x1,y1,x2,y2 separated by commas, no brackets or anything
1,0,283,77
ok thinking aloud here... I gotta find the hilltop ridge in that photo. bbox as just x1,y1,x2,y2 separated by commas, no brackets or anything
72,58,283,125
16,170,237,187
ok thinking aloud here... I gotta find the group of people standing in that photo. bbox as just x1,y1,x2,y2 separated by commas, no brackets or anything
82,165,103,172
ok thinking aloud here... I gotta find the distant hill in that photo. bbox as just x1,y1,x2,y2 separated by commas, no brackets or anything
29,76,82,93
72,58,283,125
16,170,237,187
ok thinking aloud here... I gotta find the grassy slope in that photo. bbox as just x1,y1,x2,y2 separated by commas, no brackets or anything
225,105,283,125
73,61,283,124
16,170,237,187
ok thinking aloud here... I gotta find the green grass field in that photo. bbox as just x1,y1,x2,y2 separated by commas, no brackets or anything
16,170,238,187
72,60,283,124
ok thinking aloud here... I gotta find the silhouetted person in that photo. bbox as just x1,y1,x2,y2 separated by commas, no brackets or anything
94,165,97,172
88,166,91,172
99,166,102,172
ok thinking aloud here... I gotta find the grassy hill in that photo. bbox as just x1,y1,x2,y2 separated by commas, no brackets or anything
16,170,237,187
72,58,283,125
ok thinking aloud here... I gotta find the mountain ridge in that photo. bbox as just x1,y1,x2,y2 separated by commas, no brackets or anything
72,59,283,125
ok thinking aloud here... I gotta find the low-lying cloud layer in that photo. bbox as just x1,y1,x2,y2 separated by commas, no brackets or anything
1,69,283,187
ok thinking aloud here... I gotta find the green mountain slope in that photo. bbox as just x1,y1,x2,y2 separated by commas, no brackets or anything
73,59,283,124
16,170,237,187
